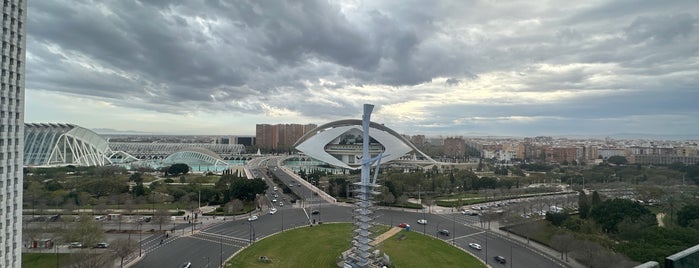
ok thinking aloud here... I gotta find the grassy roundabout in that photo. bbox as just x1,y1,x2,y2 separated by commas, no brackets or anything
225,223,485,268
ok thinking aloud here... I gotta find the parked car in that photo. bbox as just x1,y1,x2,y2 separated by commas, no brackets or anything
494,255,506,264
437,229,450,236
68,242,83,248
311,210,320,215
462,210,479,216
417,219,427,225
248,215,258,221
468,243,482,250
397,223,409,228
95,242,109,248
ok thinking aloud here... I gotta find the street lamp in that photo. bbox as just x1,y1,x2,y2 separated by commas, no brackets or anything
484,228,488,266
138,222,143,257
452,213,456,245
220,233,223,268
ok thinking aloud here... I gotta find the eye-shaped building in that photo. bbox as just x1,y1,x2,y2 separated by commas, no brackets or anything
294,119,435,169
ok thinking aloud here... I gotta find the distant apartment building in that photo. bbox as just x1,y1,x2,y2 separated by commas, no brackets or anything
627,145,699,165
409,134,426,146
482,146,518,162
676,146,698,157
443,137,465,158
215,136,255,147
551,147,578,163
629,155,699,165
517,142,537,160
426,136,444,146
627,145,676,156
255,124,316,152
596,147,627,159
1,0,25,266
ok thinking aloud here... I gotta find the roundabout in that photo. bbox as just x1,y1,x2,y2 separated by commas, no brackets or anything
226,223,485,268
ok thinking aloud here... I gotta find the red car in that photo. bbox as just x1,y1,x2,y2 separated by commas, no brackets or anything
397,223,409,228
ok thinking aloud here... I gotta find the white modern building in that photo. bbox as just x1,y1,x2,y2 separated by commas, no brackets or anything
1,0,25,266
23,123,115,166
294,119,434,169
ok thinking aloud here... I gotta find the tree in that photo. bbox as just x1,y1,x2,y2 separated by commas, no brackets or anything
230,178,268,202
591,191,602,208
607,156,628,165
111,238,138,267
62,214,105,249
225,199,243,214
571,240,604,267
382,192,395,205
578,190,591,219
677,204,699,227
153,207,171,231
590,198,654,233
550,234,575,261
167,163,190,176
545,212,569,226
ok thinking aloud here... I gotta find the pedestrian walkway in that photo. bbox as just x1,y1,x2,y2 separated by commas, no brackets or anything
370,227,403,246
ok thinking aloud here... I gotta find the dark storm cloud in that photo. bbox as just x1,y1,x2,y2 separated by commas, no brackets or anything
25,0,699,136
27,0,450,114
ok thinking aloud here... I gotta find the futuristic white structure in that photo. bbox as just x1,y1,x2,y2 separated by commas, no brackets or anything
161,147,229,169
24,123,115,166
1,1,25,266
294,119,434,169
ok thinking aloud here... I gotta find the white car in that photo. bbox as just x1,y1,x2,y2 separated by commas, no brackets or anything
269,208,278,214
417,219,427,225
247,215,258,221
272,199,277,203
468,243,482,250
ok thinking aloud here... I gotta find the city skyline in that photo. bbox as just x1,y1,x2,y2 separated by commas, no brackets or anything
25,1,699,137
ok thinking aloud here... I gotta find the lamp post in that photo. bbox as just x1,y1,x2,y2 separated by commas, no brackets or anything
138,222,143,257
484,229,488,265
220,233,223,268
203,256,210,268
452,212,456,245
55,241,59,268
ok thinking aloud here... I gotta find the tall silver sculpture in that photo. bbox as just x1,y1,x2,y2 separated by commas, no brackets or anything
343,104,386,268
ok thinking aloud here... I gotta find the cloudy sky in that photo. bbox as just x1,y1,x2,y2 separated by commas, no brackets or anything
25,0,699,138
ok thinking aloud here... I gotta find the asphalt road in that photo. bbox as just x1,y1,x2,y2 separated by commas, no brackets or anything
131,204,566,268
132,157,567,268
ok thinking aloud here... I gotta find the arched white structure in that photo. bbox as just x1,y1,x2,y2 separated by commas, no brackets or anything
161,147,229,169
109,142,246,159
24,123,113,166
294,119,436,169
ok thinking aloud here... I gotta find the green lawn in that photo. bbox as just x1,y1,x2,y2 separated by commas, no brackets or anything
22,253,72,268
378,230,485,268
226,223,484,268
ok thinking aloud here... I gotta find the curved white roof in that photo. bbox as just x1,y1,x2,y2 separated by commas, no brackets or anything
24,123,112,166
295,120,434,169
